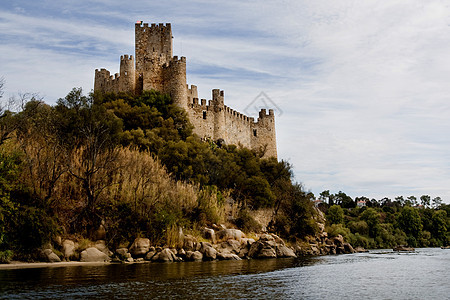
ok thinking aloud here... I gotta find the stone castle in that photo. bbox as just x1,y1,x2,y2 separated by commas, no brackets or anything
94,22,277,158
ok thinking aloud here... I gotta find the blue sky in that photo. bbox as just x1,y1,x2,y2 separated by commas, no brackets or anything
1,0,449,203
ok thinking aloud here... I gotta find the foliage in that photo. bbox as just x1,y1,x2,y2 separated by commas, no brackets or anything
234,209,261,233
326,205,344,225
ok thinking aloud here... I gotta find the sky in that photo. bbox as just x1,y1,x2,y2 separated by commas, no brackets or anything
1,0,449,203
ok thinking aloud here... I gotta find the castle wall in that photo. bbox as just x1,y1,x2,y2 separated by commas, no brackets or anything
186,88,277,158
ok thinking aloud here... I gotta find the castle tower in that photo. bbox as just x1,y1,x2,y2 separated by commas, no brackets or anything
252,109,277,158
163,56,188,111
212,89,225,140
119,55,135,93
135,23,173,80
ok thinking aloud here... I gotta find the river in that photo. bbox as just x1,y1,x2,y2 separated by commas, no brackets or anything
0,248,449,299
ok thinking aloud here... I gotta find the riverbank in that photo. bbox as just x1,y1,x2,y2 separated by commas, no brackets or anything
2,223,362,269
0,261,111,270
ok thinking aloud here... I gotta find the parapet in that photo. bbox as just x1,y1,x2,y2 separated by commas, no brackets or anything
120,54,134,61
136,22,172,31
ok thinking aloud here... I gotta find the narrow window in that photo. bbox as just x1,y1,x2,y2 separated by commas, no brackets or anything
203,111,207,119
253,129,257,137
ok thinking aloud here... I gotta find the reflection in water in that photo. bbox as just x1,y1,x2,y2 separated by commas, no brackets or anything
1,248,449,299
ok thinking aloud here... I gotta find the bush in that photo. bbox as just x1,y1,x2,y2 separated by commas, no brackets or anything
327,224,351,241
234,209,261,233
0,250,13,263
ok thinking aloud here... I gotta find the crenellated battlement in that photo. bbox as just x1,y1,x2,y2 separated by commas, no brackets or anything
121,54,133,61
94,21,277,158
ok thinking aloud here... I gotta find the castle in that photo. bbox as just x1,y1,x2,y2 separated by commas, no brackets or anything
94,22,277,158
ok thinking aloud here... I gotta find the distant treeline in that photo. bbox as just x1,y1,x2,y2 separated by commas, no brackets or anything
318,190,449,248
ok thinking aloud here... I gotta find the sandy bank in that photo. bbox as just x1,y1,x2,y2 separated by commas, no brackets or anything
0,261,112,270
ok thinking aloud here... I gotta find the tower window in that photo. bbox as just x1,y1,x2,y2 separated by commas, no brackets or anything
203,111,207,119
253,129,257,137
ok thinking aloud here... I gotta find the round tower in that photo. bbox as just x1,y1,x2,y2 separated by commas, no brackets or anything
119,55,136,94
163,56,188,111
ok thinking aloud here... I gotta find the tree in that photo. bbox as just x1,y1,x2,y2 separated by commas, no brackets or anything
0,77,4,100
397,206,423,240
360,208,380,237
420,195,431,208
327,205,344,225
56,88,123,233
15,100,68,207
334,191,355,208
432,197,442,209
431,210,447,243
395,196,405,207
407,195,418,206
320,190,332,205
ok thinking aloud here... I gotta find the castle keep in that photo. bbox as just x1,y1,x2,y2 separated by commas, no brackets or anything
94,22,277,158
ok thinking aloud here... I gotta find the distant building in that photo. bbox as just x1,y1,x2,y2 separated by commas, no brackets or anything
357,200,367,208
314,199,324,208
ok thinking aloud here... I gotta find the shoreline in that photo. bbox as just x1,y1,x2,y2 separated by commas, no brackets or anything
0,261,112,270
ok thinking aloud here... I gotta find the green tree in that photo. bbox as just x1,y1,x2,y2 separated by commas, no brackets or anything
397,206,423,240
431,210,447,243
420,195,431,208
360,208,380,238
327,205,344,225
432,197,442,209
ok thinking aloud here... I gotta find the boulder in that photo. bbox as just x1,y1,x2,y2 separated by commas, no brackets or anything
177,248,186,259
343,243,356,254
216,229,245,242
258,246,277,258
217,240,241,255
151,248,178,262
186,250,203,261
129,238,150,257
241,238,256,246
309,244,321,255
63,240,76,259
93,224,106,241
248,241,277,259
183,235,198,251
354,247,369,253
270,234,285,246
258,234,275,242
41,249,61,263
217,253,241,260
198,242,214,254
80,247,110,262
332,235,344,247
204,246,217,260
116,248,129,258
145,250,157,261
203,228,216,244
95,240,112,256
276,245,297,258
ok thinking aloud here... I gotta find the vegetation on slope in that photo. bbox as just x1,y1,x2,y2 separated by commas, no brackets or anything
0,88,318,260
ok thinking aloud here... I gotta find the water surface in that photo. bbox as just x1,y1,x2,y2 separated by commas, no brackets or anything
1,248,448,299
